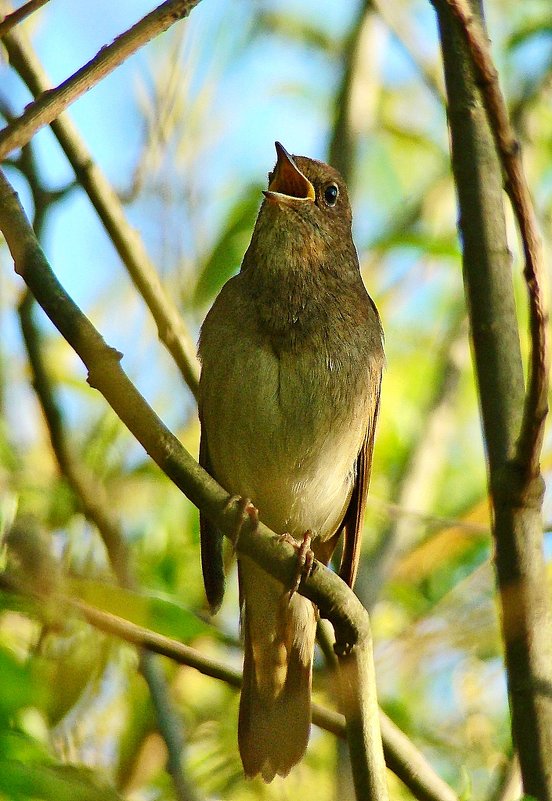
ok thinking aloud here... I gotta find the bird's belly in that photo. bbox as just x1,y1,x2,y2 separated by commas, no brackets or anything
201,342,362,540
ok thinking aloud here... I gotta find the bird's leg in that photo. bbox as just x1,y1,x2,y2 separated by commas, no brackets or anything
279,529,315,598
225,495,259,551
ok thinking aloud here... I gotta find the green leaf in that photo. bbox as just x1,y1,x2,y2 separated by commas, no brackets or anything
193,184,263,307
68,578,211,642
0,647,46,723
0,756,122,801
371,229,460,259
506,18,552,51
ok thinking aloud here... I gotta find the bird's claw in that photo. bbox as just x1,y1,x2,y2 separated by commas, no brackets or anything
279,529,314,599
225,495,259,550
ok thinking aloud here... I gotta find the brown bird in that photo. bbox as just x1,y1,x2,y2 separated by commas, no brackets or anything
198,142,384,781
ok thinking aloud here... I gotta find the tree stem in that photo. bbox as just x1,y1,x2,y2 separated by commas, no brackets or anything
432,2,552,797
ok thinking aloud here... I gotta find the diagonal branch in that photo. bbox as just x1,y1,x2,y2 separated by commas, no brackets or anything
0,0,49,38
2,25,200,397
443,0,549,480
0,0,202,160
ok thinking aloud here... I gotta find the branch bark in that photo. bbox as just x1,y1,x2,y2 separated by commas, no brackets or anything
0,0,49,38
442,0,549,479
0,0,202,161
0,167,388,801
432,2,552,798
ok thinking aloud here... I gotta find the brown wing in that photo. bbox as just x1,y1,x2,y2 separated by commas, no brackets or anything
199,429,226,613
314,383,381,588
339,384,381,588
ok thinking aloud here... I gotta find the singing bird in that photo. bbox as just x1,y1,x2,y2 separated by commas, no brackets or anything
198,142,384,781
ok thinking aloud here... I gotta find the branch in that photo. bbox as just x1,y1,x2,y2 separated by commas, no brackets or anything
443,0,549,481
0,0,49,38
2,25,200,397
0,167,389,801
18,294,200,801
0,0,202,160
83,597,456,801
0,562,457,801
432,2,552,798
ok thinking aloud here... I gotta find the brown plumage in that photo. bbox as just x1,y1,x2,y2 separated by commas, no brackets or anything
198,142,384,781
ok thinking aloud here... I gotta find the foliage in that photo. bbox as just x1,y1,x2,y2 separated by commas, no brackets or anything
0,0,551,799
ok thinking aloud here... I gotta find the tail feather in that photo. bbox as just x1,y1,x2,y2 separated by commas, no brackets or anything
238,557,316,781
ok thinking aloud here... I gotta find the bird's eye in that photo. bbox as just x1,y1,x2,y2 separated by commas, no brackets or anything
323,183,339,206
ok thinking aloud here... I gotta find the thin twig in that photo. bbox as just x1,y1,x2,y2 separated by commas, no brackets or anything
19,295,198,801
443,0,549,480
0,0,202,160
2,26,200,397
370,496,488,534
0,0,49,38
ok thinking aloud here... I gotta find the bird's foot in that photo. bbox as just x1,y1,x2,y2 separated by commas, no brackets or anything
279,530,314,598
225,495,259,550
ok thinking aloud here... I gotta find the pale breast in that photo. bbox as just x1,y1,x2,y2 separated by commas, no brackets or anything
199,277,375,541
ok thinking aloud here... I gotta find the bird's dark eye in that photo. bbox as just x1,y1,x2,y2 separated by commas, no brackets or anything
324,183,339,206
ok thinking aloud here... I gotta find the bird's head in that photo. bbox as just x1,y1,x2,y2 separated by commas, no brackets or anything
247,142,354,272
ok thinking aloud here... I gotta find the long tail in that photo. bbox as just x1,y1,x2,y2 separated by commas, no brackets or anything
238,557,317,781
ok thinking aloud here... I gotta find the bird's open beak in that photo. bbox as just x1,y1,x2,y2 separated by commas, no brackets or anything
263,142,315,205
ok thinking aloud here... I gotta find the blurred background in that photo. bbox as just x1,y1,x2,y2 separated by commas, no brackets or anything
0,0,551,799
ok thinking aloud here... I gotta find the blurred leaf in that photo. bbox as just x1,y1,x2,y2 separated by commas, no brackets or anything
43,626,110,726
256,11,340,55
115,670,155,788
0,647,45,724
193,184,263,307
0,746,122,801
372,229,460,258
0,590,44,621
506,17,552,50
69,578,211,642
392,499,490,583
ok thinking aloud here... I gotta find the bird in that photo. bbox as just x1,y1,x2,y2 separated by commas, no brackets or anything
198,141,384,781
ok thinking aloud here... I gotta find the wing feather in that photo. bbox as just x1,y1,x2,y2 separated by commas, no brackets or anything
199,429,226,613
339,386,381,588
